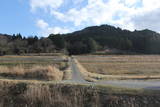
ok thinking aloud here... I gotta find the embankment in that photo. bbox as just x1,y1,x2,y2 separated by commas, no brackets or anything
0,79,159,107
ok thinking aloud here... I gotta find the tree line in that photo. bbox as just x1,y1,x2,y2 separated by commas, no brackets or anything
1,24,160,55
0,33,99,55
0,34,56,55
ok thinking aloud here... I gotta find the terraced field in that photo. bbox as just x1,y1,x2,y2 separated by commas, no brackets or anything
0,55,67,69
76,55,160,80
0,55,69,81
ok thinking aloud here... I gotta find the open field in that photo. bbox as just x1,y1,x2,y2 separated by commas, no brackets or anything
0,55,70,81
76,55,160,80
0,55,160,106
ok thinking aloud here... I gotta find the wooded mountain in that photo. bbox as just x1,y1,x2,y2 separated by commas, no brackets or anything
1,24,160,55
63,25,160,54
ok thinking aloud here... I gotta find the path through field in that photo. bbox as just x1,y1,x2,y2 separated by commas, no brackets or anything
69,58,160,90
70,58,87,83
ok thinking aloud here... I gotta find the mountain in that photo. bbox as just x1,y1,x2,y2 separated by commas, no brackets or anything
1,24,160,55
62,25,160,54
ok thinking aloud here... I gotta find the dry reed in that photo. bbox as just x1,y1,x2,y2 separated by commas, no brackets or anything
0,65,63,81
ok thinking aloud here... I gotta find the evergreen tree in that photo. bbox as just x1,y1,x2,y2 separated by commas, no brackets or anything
49,34,66,49
87,38,98,53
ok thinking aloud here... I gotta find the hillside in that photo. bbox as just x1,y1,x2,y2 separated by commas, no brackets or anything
1,24,160,55
63,25,160,54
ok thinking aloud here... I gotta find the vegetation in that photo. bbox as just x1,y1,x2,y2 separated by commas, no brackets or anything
76,55,160,80
0,80,159,107
0,55,70,81
0,65,63,81
1,24,160,55
62,67,72,80
64,25,160,55
0,34,56,55
1,24,160,106
0,55,68,69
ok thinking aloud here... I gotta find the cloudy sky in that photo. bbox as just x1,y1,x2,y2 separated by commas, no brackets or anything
0,0,160,37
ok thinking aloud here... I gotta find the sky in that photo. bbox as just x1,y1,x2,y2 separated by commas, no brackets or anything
0,0,160,37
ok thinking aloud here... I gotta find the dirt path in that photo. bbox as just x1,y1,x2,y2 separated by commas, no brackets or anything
69,58,87,83
62,58,88,83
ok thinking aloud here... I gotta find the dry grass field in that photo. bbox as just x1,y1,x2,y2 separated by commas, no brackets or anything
0,55,69,81
0,79,159,107
0,55,68,69
76,55,160,80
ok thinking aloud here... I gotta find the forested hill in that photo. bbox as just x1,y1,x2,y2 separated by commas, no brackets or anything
63,25,160,54
1,24,160,55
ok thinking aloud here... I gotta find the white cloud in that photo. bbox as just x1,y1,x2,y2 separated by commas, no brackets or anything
46,27,70,35
36,19,49,29
40,27,70,37
142,0,160,11
122,0,140,7
132,8,160,32
52,0,136,29
51,0,160,32
30,0,64,12
36,19,70,36
41,26,71,37
31,0,160,34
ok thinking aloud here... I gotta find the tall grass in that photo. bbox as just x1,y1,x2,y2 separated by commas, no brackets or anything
0,81,101,107
0,65,63,81
0,80,159,107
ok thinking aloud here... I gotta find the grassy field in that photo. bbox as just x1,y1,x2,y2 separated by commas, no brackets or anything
0,55,68,69
0,55,69,81
76,55,160,80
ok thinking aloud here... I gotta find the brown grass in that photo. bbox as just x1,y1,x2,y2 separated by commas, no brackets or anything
0,55,68,70
0,80,159,107
62,67,72,80
74,59,103,81
75,55,160,80
0,55,71,81
0,65,63,81
0,80,101,107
